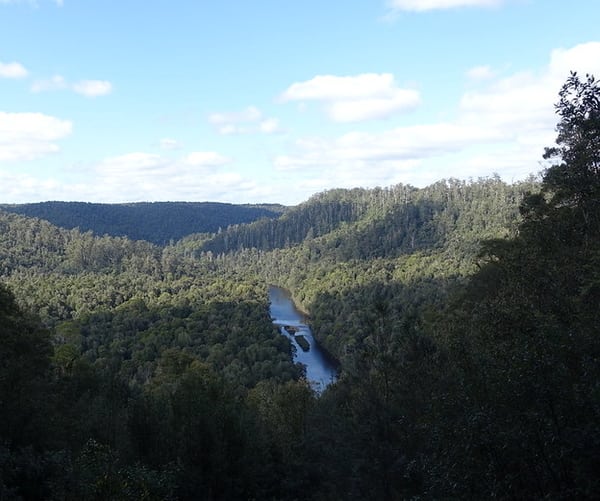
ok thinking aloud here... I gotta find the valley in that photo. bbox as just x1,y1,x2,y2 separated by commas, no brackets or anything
1,74,599,499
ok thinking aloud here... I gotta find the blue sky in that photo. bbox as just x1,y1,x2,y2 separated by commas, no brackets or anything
1,0,599,204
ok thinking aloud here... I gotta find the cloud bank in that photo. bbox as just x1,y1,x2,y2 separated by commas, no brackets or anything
0,61,28,78
3,40,600,205
0,111,72,162
273,42,600,191
280,73,420,122
86,151,242,201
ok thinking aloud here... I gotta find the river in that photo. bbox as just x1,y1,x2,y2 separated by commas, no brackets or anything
268,285,337,391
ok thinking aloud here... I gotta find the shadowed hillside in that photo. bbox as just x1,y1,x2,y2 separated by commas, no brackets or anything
0,201,286,245
195,176,538,261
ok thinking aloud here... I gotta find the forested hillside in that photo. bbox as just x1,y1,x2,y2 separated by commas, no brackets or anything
197,177,533,258
0,201,285,245
1,74,598,499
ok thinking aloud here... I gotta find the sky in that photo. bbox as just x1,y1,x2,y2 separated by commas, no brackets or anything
1,0,600,205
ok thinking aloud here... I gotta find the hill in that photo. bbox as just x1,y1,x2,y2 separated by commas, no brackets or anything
0,201,286,245
189,176,537,261
1,74,598,500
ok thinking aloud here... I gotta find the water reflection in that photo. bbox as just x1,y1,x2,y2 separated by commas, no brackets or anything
269,286,337,391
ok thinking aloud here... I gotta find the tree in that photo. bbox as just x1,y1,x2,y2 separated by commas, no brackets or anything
427,73,600,499
0,283,55,498
538,72,600,233
0,283,52,447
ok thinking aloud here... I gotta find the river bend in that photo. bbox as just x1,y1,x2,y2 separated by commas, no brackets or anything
268,286,337,391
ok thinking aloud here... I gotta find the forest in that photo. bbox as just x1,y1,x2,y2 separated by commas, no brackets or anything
0,201,285,245
0,73,598,499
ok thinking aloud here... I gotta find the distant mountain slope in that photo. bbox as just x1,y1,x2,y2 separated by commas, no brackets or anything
0,201,286,245
196,177,540,260
197,187,380,254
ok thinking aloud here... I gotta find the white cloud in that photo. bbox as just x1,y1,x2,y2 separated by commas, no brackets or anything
280,73,420,122
273,41,600,190
0,170,61,202
388,0,502,12
274,122,502,172
208,106,282,135
0,61,28,78
96,153,168,177
328,91,421,122
281,73,397,101
84,151,251,202
72,80,112,97
0,111,72,162
548,41,600,77
460,42,600,130
0,152,247,203
31,75,112,97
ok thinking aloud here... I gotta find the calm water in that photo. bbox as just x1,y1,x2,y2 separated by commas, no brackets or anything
268,286,337,391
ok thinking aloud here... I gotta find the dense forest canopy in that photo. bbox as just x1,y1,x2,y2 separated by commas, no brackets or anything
0,201,286,245
0,74,598,499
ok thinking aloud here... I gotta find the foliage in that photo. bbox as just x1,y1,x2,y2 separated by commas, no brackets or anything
0,201,285,245
419,71,600,499
1,74,598,499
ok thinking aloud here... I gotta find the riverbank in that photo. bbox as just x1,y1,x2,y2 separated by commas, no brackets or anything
268,285,338,391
